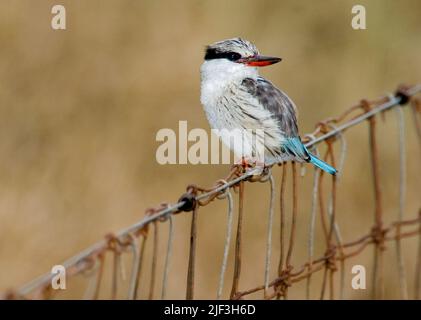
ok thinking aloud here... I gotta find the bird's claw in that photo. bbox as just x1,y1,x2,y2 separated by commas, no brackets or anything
236,157,267,173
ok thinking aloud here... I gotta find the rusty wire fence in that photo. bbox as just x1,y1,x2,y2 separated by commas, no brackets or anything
4,84,421,300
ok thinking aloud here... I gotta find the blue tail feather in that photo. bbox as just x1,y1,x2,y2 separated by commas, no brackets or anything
283,138,337,175
308,152,337,175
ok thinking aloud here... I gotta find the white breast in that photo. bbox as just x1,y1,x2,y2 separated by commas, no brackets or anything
200,60,253,97
200,59,285,163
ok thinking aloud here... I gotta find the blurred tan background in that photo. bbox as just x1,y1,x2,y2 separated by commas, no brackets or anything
0,0,420,299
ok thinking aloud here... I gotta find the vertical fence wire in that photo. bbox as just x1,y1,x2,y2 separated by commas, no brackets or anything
186,206,198,300
318,151,330,300
416,209,421,300
284,162,298,299
411,99,421,149
128,234,146,300
118,248,127,283
278,164,287,275
111,249,119,299
394,106,409,299
264,174,276,297
326,124,347,300
306,149,320,300
92,254,105,300
363,99,385,300
217,190,234,299
82,259,101,300
276,163,287,300
412,99,421,299
161,215,174,300
328,151,337,300
148,222,159,300
230,181,245,299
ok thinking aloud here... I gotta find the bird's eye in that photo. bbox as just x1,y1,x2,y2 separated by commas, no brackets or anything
226,52,241,61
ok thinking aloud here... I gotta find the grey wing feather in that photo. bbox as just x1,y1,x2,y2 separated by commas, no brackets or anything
241,77,310,160
241,77,299,137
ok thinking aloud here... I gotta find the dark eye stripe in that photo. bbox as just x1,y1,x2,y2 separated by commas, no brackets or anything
204,48,241,61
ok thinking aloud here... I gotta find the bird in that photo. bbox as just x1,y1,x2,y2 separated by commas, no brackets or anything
200,37,337,175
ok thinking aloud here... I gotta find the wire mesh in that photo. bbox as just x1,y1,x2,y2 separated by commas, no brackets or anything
3,84,421,300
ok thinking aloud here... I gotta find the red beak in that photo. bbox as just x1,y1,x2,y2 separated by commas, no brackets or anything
239,55,282,67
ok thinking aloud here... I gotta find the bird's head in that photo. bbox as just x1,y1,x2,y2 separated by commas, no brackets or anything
204,37,281,68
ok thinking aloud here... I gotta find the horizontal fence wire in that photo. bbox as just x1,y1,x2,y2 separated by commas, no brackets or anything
3,83,421,300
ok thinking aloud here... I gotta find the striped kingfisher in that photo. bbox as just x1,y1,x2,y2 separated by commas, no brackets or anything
200,37,337,175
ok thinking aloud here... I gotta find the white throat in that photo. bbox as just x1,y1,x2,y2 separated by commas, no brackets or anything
200,59,258,106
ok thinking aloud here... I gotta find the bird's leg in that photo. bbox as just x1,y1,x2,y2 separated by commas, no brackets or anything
236,157,267,171
234,156,252,169
241,156,252,169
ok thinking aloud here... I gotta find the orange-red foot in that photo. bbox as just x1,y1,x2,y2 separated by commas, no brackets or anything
236,157,266,170
241,157,252,169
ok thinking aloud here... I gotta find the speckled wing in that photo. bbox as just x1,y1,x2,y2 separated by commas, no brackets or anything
241,77,310,161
